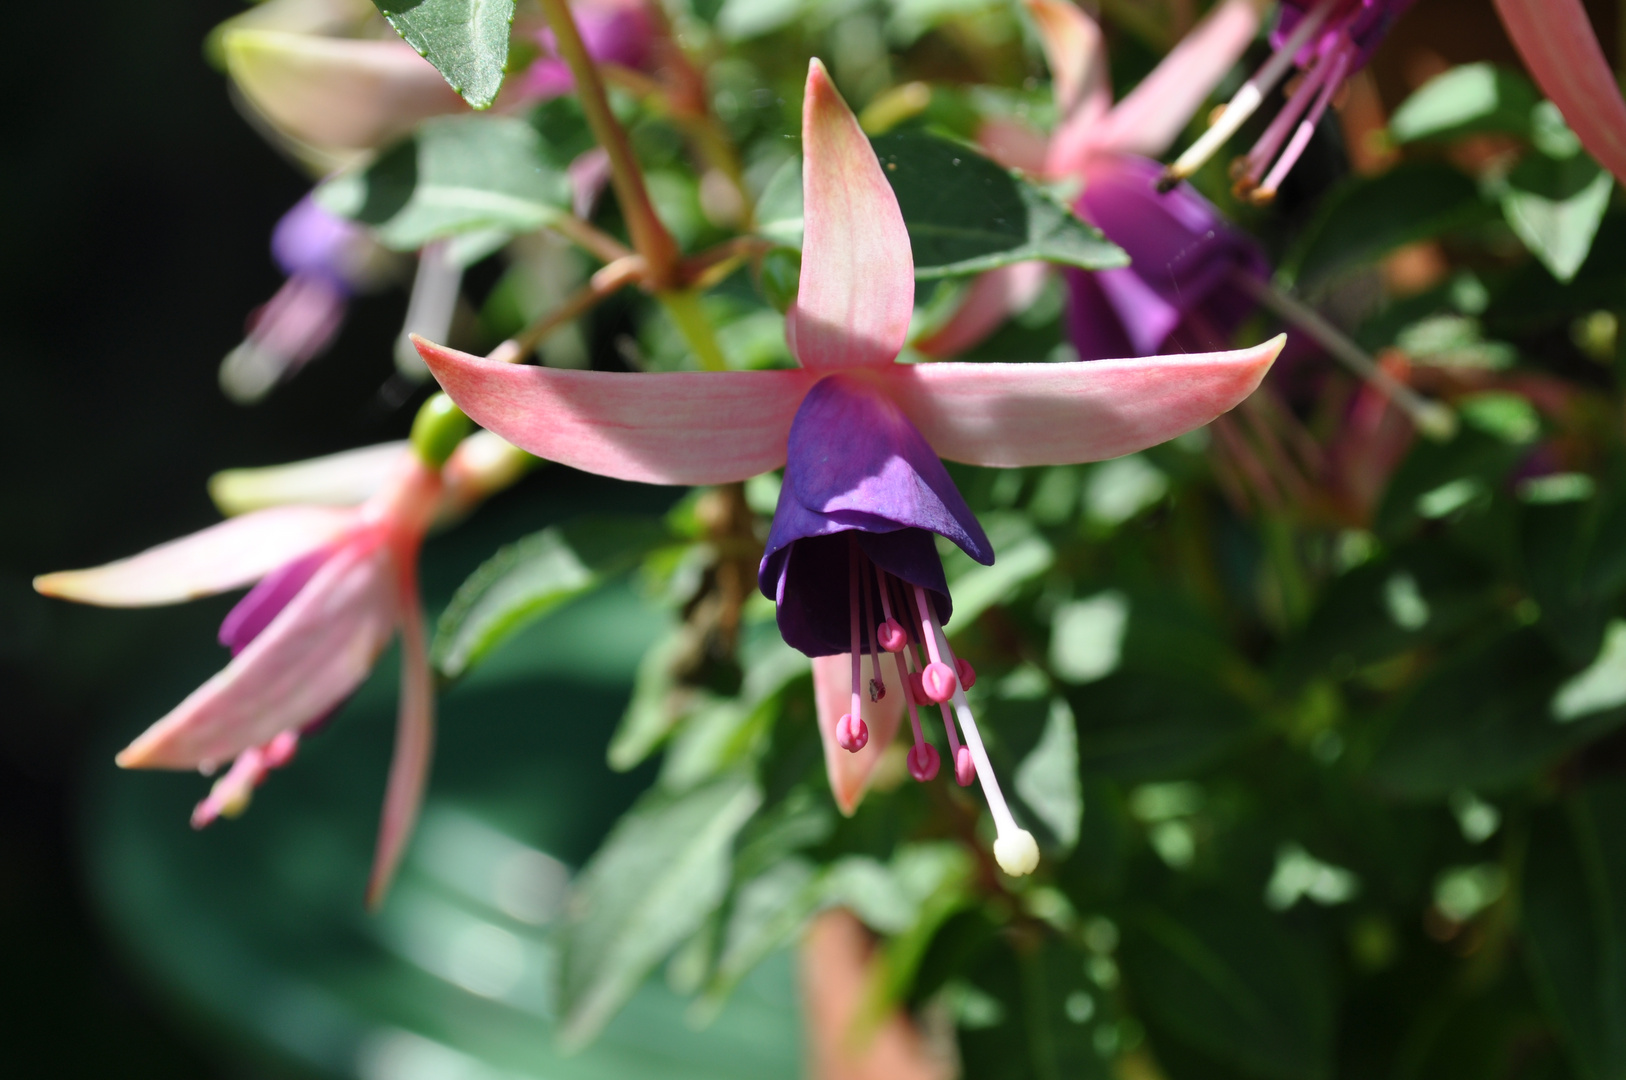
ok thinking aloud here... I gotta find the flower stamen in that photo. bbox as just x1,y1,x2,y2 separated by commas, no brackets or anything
838,536,869,752
924,610,1038,876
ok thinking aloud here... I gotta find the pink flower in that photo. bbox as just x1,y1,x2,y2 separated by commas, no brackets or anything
412,60,1282,876
921,0,1266,362
36,446,449,907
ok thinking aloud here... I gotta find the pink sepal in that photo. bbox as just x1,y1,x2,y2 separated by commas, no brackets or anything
788,60,915,372
116,537,398,771
416,336,817,485
812,652,905,816
34,505,355,608
1495,0,1626,186
881,336,1284,467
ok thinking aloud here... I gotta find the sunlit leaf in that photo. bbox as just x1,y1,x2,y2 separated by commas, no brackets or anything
373,0,516,109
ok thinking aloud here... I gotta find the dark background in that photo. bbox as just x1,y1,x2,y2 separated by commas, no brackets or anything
2,3,415,1074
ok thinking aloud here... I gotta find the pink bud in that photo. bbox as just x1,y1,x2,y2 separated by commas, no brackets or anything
836,712,869,752
955,657,977,691
877,618,907,652
954,746,976,787
907,742,941,782
922,661,958,703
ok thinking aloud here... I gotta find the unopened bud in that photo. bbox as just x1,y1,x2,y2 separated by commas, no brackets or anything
411,392,472,468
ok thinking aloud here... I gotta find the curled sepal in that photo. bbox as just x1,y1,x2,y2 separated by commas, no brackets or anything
787,59,915,372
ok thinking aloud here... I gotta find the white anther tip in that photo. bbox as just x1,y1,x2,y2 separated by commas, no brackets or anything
994,829,1040,877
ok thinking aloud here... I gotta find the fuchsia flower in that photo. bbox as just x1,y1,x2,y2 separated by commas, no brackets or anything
923,0,1267,363
412,59,1282,876
1493,0,1626,186
36,445,451,906
221,195,392,403
1163,0,1415,200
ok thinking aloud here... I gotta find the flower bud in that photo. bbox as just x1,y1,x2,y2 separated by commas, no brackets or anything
411,393,472,469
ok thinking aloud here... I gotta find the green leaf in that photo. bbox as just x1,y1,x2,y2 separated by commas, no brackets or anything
754,132,1127,277
1523,782,1626,1080
942,511,1055,625
958,934,1112,1080
316,115,572,250
1014,697,1084,849
1283,162,1493,290
1063,672,1251,781
1497,151,1616,282
557,772,763,1048
1390,64,1541,144
373,0,516,109
1121,894,1334,1080
1367,629,1626,798
432,517,670,680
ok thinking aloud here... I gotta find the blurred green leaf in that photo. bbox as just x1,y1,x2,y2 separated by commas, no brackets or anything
373,0,515,109
1283,162,1492,290
754,132,1127,277
317,115,572,249
1524,781,1626,1080
1497,151,1615,283
957,934,1112,1080
1368,629,1626,798
558,772,763,1048
1121,894,1333,1080
1390,64,1541,144
1063,672,1251,781
433,518,670,680
1015,697,1084,849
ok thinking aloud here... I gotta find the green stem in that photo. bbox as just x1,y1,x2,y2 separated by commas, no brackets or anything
659,289,729,372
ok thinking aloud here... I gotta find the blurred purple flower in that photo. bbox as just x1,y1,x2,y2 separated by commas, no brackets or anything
1067,156,1270,360
221,195,389,404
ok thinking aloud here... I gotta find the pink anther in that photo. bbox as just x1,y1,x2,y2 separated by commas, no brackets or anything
922,661,958,703
954,745,976,787
907,742,941,782
869,676,886,702
954,657,977,691
878,618,907,652
836,713,869,753
907,670,928,707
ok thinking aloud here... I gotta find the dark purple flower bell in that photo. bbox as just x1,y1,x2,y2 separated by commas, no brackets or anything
1066,155,1269,360
1275,0,1416,71
759,374,994,660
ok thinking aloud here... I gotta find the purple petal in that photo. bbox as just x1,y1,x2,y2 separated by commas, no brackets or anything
759,374,993,657
219,546,333,655
1068,155,1268,359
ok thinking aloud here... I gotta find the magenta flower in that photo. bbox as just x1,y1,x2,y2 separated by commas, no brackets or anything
221,195,390,403
1493,0,1626,186
1164,0,1416,200
921,0,1266,362
36,447,447,906
413,60,1282,875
